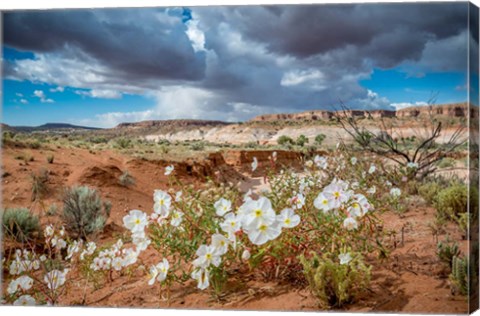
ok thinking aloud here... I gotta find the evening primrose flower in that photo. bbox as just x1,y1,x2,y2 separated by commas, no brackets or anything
220,213,242,238
66,240,82,260
407,162,418,169
277,208,300,228
191,268,210,290
170,210,184,227
241,249,251,261
251,157,258,172
368,164,376,174
192,245,222,269
390,187,401,198
13,295,36,306
314,192,331,213
343,217,358,231
153,190,172,217
123,210,148,233
148,258,169,285
290,193,305,210
44,269,68,290
323,182,350,209
164,165,174,176
214,198,232,217
240,196,276,230
350,157,357,165
211,233,230,255
7,276,32,294
112,257,123,271
314,155,328,169
175,191,182,202
44,225,54,238
339,252,352,265
247,221,282,246
367,186,376,195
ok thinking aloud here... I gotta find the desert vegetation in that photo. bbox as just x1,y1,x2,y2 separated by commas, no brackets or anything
0,108,474,312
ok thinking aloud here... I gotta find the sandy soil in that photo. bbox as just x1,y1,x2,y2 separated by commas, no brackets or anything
1,146,470,313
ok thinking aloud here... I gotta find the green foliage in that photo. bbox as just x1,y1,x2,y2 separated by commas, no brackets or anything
62,186,111,239
31,168,49,201
315,133,326,146
296,134,309,147
437,157,456,169
434,183,468,220
113,138,132,149
277,135,294,146
450,255,469,295
119,170,136,187
46,203,58,216
299,252,371,308
418,181,442,205
436,240,460,268
2,208,40,242
46,153,54,164
190,142,205,151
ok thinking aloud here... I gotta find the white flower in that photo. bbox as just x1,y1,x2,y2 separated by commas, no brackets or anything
350,157,357,165
322,181,350,209
314,192,331,213
339,252,352,265
211,234,230,255
314,155,328,169
241,249,251,261
343,217,358,231
121,248,139,266
368,164,376,174
220,213,242,238
44,225,54,238
367,186,376,195
191,268,210,290
214,198,232,217
305,160,314,168
7,279,20,295
40,255,47,262
66,240,82,260
44,269,67,290
272,151,277,161
153,190,172,217
240,196,276,231
407,162,418,169
175,191,182,202
277,208,300,228
192,245,222,269
347,194,371,218
390,187,401,198
170,210,184,227
112,257,123,271
13,295,36,306
247,221,282,245
132,232,151,252
123,210,148,233
164,165,174,176
290,194,305,210
385,180,392,187
251,157,258,172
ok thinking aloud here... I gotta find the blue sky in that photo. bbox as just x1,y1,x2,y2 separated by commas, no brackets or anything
2,4,474,128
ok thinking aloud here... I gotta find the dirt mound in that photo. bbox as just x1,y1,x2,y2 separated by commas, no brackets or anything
78,165,123,187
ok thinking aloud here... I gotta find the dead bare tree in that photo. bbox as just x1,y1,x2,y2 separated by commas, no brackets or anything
333,101,467,179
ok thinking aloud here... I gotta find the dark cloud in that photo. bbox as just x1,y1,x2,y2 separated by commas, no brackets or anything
4,8,206,81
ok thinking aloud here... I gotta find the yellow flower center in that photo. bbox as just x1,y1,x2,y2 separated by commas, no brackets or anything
135,219,141,225
259,224,268,232
255,209,262,217
322,199,328,205
230,222,236,227
334,192,340,199
352,202,359,209
206,253,212,260
159,199,164,205
285,218,291,225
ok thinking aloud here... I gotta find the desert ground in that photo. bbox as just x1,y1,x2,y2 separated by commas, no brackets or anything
1,107,475,313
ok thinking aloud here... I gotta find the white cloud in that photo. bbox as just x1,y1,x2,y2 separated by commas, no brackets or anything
15,92,23,97
391,101,429,110
185,18,206,53
49,86,65,93
75,89,122,99
33,90,54,103
20,99,29,104
281,69,325,90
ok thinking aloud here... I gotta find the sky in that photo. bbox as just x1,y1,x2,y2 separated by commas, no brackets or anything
1,3,477,128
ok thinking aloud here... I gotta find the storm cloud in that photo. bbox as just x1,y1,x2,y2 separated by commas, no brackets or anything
2,3,470,126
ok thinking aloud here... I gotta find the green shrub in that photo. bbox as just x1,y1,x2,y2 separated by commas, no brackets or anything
190,142,205,151
278,135,294,146
2,208,40,242
437,157,456,169
315,133,326,146
299,252,371,308
434,184,468,220
437,240,460,268
62,186,111,239
119,170,135,187
31,169,49,201
418,181,442,205
113,138,132,149
46,203,58,216
450,255,470,295
296,134,309,147
46,154,54,164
